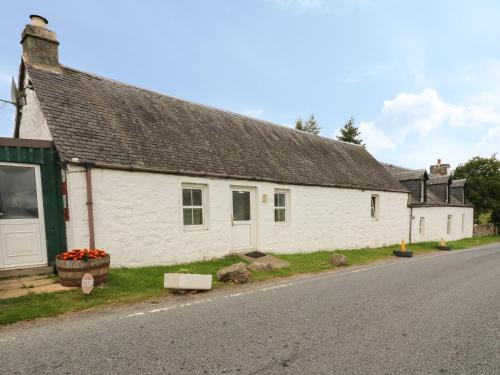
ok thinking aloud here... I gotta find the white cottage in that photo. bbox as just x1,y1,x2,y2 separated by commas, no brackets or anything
3,16,471,270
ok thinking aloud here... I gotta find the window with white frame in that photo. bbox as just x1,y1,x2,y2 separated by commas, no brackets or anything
274,190,289,223
419,217,425,235
420,180,425,202
371,195,379,220
182,185,206,227
446,215,452,234
461,214,465,233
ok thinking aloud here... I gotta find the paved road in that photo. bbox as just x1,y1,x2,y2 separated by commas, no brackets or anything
1,244,499,374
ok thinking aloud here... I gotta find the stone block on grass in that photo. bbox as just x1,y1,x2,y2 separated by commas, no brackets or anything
217,262,251,284
330,254,348,267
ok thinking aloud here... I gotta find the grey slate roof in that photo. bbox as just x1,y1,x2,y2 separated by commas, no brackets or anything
23,63,407,193
427,175,450,185
383,162,472,207
451,179,466,187
382,163,426,181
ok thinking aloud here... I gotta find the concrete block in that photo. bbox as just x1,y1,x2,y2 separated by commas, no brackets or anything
164,273,212,290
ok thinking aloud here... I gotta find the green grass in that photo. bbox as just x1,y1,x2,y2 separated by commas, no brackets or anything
1,236,498,325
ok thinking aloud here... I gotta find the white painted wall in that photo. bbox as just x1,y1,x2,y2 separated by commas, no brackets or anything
18,71,52,140
411,206,474,243
65,166,411,267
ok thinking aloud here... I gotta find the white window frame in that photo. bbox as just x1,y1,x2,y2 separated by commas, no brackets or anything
419,217,425,235
274,189,289,224
446,215,452,235
181,184,207,230
371,194,379,220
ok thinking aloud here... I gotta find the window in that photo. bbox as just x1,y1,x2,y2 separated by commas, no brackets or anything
419,217,425,235
420,180,425,202
182,185,205,227
446,215,452,234
461,214,465,233
446,185,449,203
371,195,379,220
274,190,288,223
232,190,251,221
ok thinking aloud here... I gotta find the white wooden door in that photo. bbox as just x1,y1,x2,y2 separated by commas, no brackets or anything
0,163,47,269
230,187,255,251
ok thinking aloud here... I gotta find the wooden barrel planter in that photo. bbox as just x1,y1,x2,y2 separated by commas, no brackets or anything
56,255,110,287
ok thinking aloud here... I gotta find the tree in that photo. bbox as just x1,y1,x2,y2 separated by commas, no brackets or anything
337,116,364,145
295,114,321,135
452,154,500,225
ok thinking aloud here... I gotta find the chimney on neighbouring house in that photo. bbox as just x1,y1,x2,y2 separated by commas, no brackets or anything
21,15,61,72
430,159,450,176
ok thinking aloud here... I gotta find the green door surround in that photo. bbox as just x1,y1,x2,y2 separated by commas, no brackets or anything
0,137,67,264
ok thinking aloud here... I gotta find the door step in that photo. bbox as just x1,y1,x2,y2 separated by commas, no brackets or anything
0,265,54,279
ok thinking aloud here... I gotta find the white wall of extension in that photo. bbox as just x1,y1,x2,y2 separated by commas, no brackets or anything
65,165,411,267
18,71,52,141
411,206,474,243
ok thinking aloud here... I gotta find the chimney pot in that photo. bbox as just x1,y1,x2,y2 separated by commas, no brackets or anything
437,159,441,164
30,14,48,28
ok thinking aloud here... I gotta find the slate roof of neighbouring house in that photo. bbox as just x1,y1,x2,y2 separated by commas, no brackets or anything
383,162,472,207
382,163,427,181
451,179,466,187
20,63,408,193
427,175,451,185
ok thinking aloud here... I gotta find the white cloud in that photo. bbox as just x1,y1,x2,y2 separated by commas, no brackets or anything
358,121,395,152
360,89,500,168
477,126,500,147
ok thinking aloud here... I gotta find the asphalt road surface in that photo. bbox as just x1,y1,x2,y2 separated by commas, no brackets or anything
1,244,499,374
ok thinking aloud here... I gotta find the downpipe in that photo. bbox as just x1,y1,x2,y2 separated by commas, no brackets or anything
85,164,96,249
409,206,413,244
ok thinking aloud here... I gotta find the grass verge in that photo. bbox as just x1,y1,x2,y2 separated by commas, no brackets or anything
1,235,498,325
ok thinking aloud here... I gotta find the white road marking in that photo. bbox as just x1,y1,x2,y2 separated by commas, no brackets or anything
260,283,295,291
119,246,494,319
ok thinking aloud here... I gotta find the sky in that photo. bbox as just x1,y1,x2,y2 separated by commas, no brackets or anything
1,0,499,170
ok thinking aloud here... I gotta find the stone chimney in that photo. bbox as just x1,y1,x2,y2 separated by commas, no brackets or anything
430,159,450,176
21,15,61,72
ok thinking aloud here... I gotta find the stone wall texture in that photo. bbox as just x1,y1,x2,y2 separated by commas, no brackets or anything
473,224,498,237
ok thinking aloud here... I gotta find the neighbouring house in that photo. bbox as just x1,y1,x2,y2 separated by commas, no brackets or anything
383,160,474,242
0,16,472,271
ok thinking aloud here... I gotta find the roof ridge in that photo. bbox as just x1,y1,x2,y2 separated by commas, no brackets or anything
59,64,363,148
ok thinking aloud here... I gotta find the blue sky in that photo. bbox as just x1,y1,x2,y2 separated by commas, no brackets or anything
1,0,499,169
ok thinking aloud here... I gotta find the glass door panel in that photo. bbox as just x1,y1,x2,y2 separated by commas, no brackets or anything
232,191,251,221
0,165,39,220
